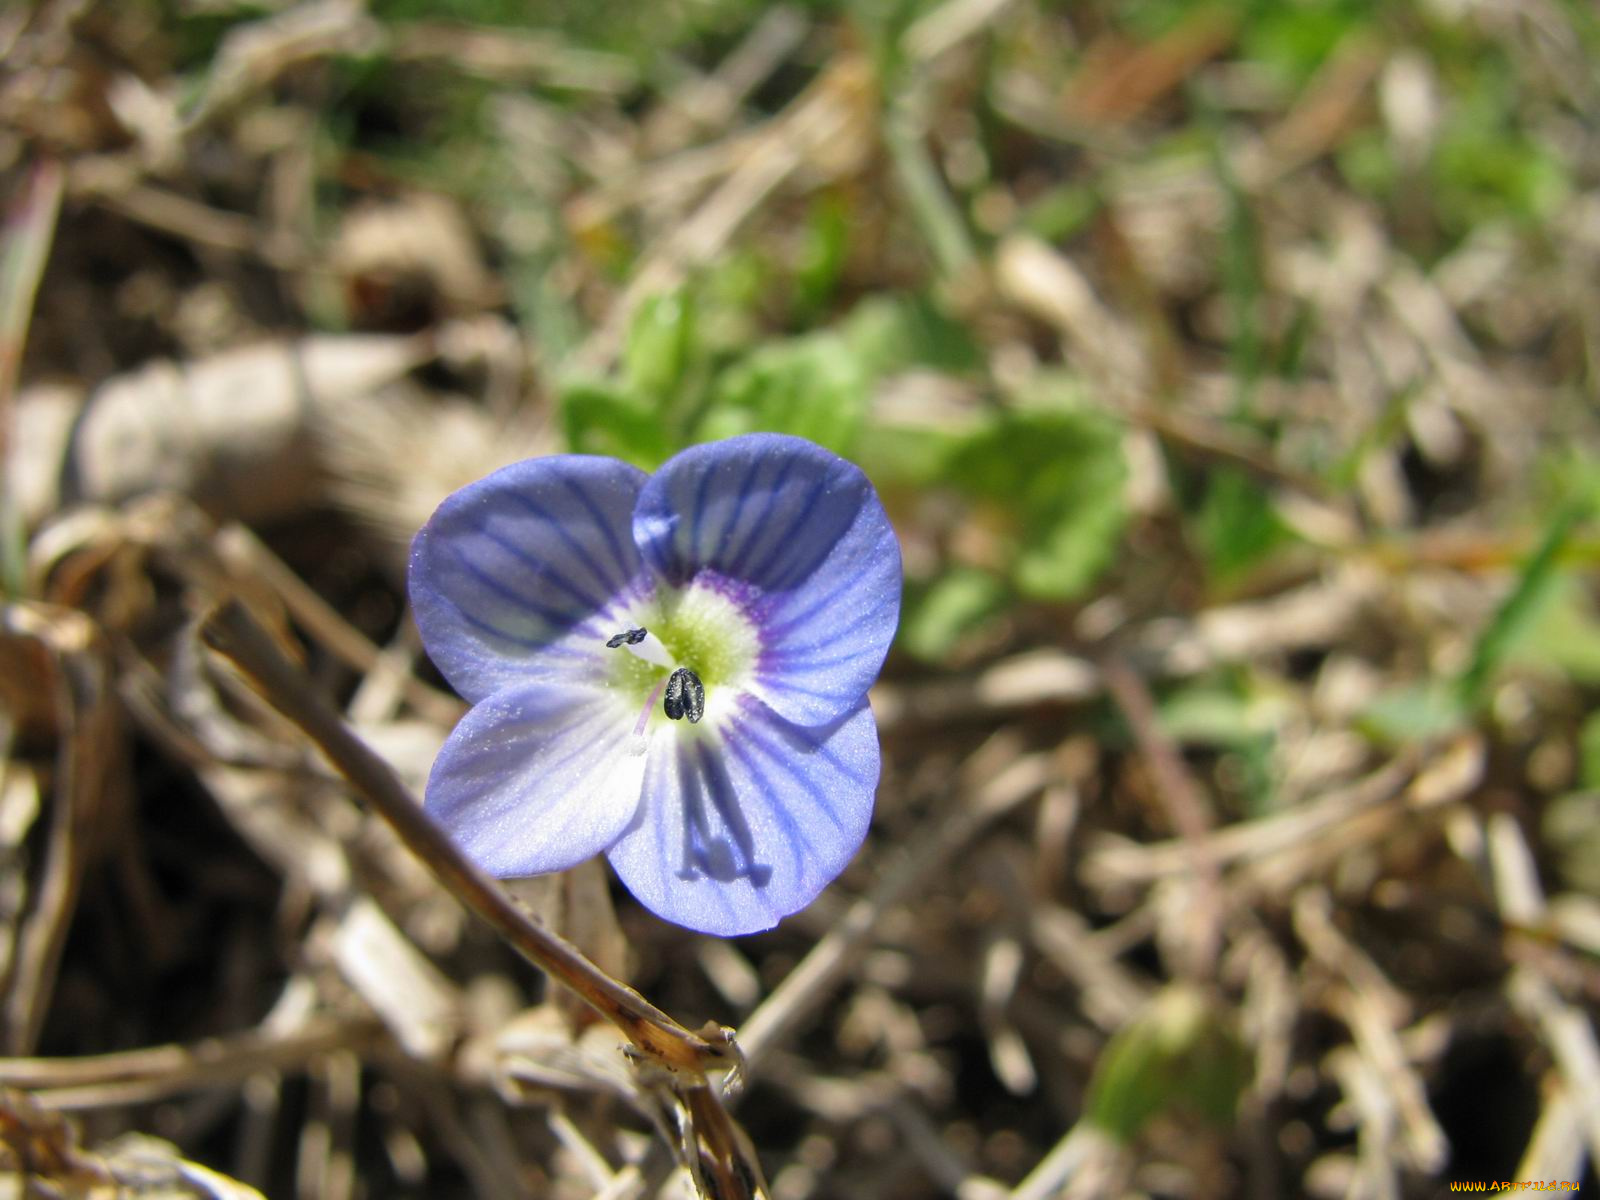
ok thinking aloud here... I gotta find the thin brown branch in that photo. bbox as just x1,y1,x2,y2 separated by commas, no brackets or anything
197,597,736,1079
734,745,1051,1073
1099,653,1223,980
0,1017,384,1111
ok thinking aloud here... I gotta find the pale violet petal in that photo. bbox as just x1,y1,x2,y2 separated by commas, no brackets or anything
605,696,879,936
632,434,901,726
410,456,649,703
425,684,647,877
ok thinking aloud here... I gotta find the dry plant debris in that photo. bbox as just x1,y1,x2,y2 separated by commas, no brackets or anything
2,0,1600,1196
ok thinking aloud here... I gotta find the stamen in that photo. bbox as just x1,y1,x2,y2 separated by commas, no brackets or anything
662,667,705,724
605,627,675,670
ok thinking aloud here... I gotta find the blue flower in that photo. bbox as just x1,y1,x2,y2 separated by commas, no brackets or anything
408,434,901,936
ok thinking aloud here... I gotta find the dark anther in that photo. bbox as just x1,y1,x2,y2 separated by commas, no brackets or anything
606,627,648,648
663,667,705,724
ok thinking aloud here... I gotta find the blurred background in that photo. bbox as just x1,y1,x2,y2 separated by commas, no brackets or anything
2,0,1599,1196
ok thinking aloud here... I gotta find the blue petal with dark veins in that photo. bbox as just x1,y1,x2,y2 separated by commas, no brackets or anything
410,456,649,702
632,434,901,726
605,694,879,935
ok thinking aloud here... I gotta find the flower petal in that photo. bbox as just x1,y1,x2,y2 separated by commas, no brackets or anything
632,434,901,725
605,695,880,935
410,456,649,702
425,683,646,877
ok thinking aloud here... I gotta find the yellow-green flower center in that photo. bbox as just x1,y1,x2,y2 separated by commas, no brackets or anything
602,578,760,728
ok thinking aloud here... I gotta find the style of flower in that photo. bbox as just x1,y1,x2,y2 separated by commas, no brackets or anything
408,434,901,936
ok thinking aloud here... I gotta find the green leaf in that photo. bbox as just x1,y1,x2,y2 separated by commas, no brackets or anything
855,418,971,486
882,100,977,281
1357,682,1466,745
1432,102,1571,232
1580,713,1600,790
558,379,672,469
1353,506,1586,745
1193,468,1296,590
794,192,851,319
841,293,984,377
1157,678,1282,748
900,569,1008,662
696,331,871,455
0,491,23,601
1539,443,1600,515
1018,184,1101,242
1239,1,1375,84
1509,573,1600,685
624,289,698,401
1157,677,1281,815
948,404,1128,600
1456,503,1584,706
1085,985,1249,1143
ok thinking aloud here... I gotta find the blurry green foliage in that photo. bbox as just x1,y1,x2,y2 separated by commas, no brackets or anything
1505,575,1600,686
1084,985,1249,1143
1455,503,1584,707
883,103,980,279
841,293,985,378
1336,126,1406,218
0,495,22,601
1272,300,1316,382
1156,677,1280,747
506,254,585,373
1192,468,1296,590
559,289,701,468
559,380,674,468
167,8,252,73
853,416,973,486
947,400,1128,601
1116,0,1377,81
696,330,872,453
1236,0,1377,83
1208,118,1264,415
1580,714,1600,791
1017,185,1102,243
1430,82,1571,234
563,285,985,469
369,0,758,58
1362,503,1592,745
370,0,548,23
1357,682,1465,745
900,568,1009,662
625,291,699,401
1156,675,1279,814
700,248,773,337
1339,31,1572,245
1541,443,1600,515
558,283,1129,633
793,193,852,320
